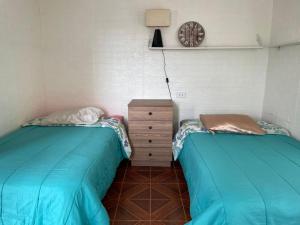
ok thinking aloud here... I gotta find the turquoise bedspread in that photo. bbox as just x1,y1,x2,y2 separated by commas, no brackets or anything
0,126,124,225
179,133,300,225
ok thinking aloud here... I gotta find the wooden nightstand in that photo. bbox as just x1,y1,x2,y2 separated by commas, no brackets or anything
128,99,174,167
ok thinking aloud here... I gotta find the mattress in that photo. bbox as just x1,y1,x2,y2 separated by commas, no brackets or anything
179,132,300,225
0,126,124,225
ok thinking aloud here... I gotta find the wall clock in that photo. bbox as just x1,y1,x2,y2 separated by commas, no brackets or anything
178,21,205,47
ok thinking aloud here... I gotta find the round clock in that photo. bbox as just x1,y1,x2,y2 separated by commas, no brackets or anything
178,21,205,47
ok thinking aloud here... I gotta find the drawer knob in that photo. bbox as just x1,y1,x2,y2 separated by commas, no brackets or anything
148,126,153,130
148,153,152,157
148,139,152,143
148,112,152,116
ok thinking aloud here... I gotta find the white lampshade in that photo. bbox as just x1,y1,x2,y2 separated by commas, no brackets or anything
145,9,171,27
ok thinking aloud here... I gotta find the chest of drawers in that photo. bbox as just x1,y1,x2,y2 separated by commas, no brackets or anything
128,99,174,167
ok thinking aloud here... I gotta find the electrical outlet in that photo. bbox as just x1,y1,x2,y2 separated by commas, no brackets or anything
175,91,187,98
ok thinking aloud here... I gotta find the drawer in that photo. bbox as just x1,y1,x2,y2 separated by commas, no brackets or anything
129,133,172,148
128,121,172,134
129,107,173,121
132,148,172,161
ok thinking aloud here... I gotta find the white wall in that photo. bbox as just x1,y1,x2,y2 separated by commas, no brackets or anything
0,0,44,136
3,0,300,138
263,0,300,139
39,0,273,121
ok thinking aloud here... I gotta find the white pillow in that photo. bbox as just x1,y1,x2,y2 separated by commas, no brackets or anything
42,107,104,125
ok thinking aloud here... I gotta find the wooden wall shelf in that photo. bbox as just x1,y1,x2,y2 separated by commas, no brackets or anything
269,40,300,49
149,45,263,50
148,35,300,51
149,34,263,50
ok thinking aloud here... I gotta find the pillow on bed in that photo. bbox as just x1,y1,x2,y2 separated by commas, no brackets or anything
42,107,105,125
200,114,266,135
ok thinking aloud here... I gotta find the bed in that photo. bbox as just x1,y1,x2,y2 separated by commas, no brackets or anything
174,120,300,225
0,119,130,225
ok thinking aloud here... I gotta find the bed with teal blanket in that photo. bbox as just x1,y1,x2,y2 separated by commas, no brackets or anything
0,125,128,225
177,128,300,225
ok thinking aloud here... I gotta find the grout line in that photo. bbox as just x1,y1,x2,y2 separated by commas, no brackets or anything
174,165,188,222
112,161,129,224
111,164,188,224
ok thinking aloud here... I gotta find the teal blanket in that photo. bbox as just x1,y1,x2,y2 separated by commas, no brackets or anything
0,126,124,225
179,133,300,225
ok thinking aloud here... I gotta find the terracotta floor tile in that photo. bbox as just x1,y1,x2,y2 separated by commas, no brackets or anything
182,198,191,221
175,169,186,183
126,166,151,171
115,166,127,182
121,183,151,200
113,221,151,225
124,169,151,183
151,199,185,221
127,165,151,171
151,168,177,184
102,197,118,219
150,166,174,171
151,221,186,225
151,183,180,200
178,183,189,200
103,182,122,199
116,199,151,220
105,165,190,224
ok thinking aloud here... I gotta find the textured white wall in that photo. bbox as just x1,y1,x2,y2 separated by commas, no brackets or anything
0,0,44,136
39,0,273,122
263,0,300,139
270,0,300,45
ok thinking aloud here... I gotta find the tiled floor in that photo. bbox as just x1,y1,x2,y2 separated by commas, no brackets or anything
103,160,191,225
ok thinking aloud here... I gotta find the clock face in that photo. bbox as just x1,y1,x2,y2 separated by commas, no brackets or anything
178,21,205,47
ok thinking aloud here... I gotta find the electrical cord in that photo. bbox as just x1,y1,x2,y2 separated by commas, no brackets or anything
161,49,173,100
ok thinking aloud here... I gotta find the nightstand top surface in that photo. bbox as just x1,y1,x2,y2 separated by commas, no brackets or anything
128,99,173,107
